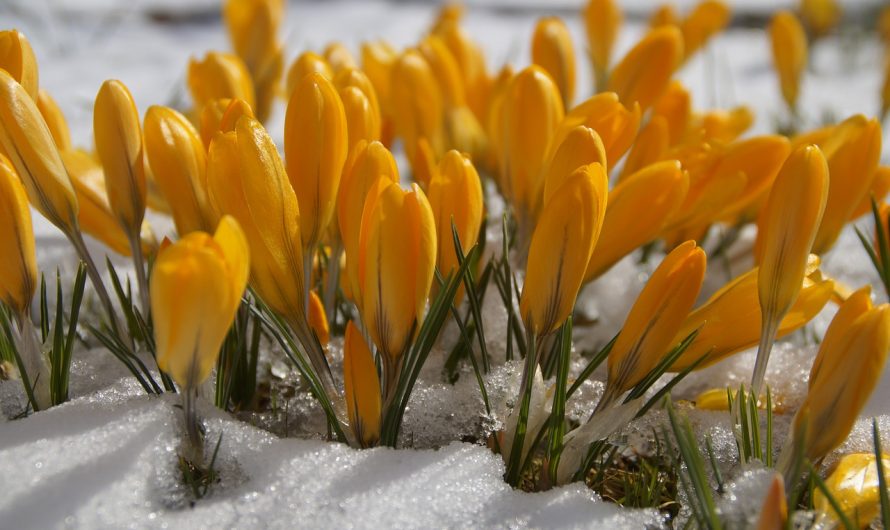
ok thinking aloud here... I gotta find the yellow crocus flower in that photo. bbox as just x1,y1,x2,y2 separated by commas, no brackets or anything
671,262,833,372
0,29,38,101
428,150,484,303
360,40,397,117
607,26,684,112
696,106,754,144
551,92,640,167
653,80,691,146
335,69,381,153
285,51,333,97
812,115,882,254
520,163,608,336
188,52,256,113
94,79,146,238
337,140,399,307
433,18,490,125
853,166,890,220
36,89,71,152
284,71,348,250
618,116,669,182
601,241,705,407
586,161,689,282
712,135,792,222
583,0,623,91
153,215,249,389
498,66,564,222
757,475,787,530
0,69,78,232
308,290,329,346
815,453,890,526
0,153,37,316
680,0,731,61
390,50,445,165
199,98,256,151
541,125,607,206
143,105,211,235
324,42,357,74
769,11,808,113
359,182,436,389
650,5,679,28
753,145,828,393
343,320,381,448
788,304,890,464
531,17,576,109
800,0,841,38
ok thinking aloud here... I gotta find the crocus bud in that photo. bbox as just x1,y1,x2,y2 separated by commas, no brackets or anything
815,453,890,525
583,0,623,90
550,92,640,166
324,42,358,74
680,0,731,60
153,215,250,389
754,145,828,393
498,66,564,220
360,40,397,116
670,261,833,372
428,150,484,302
389,50,445,165
520,164,608,336
199,98,256,150
285,51,333,96
812,115,882,254
531,17,576,109
0,70,78,232
618,116,669,182
284,72,348,249
586,161,689,282
608,26,684,112
36,89,71,152
0,153,37,316
602,241,706,406
769,11,807,112
0,30,38,101
789,303,890,463
359,182,437,360
337,141,399,307
188,52,256,113
653,80,691,146
335,69,382,153
94,79,146,237
144,106,211,235
541,125,607,206
343,320,381,448
800,0,841,38
206,116,305,322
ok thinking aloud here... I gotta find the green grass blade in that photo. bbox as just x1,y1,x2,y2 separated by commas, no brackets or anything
547,318,572,482
874,419,890,529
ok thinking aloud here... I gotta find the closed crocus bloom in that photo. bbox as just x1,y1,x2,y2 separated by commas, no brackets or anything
586,161,689,282
418,35,465,107
218,98,256,134
653,81,691,146
520,164,607,336
0,70,78,231
36,89,71,152
144,106,211,235
618,116,669,182
800,0,841,38
284,72,348,249
499,66,564,219
285,51,333,96
359,182,436,362
769,11,807,112
790,304,890,463
428,150,484,295
810,286,872,385
61,149,156,257
338,85,380,152
343,320,381,448
757,475,787,530
754,145,828,393
434,21,490,122
531,17,576,109
815,453,890,525
608,26,683,112
670,262,833,372
360,40,397,114
308,290,329,346
583,0,623,90
0,154,37,316
680,0,731,60
712,135,791,221
551,92,640,166
337,140,399,305
390,50,445,163
812,115,882,254
94,79,146,236
324,42,357,74
541,125,607,206
153,215,249,389
188,52,256,113
206,116,305,322
601,241,705,406
0,30,38,101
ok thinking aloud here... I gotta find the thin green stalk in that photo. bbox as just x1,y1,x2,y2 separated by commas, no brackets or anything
505,326,537,486
547,318,572,483
873,419,890,529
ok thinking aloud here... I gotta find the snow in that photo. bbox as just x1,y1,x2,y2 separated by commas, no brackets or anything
3,0,890,527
